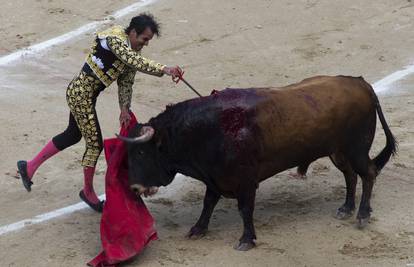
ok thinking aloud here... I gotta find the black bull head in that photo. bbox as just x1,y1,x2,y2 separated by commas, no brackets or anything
116,124,175,197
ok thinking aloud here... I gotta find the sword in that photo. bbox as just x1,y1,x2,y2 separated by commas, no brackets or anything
172,70,203,97
180,77,203,97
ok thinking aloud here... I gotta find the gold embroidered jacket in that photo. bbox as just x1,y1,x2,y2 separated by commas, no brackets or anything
85,25,165,109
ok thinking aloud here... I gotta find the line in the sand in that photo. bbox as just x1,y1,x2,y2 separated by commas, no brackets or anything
0,195,105,236
0,171,191,236
0,173,185,236
0,0,158,66
373,64,414,93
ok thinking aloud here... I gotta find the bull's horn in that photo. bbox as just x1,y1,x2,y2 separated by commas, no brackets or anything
116,126,154,143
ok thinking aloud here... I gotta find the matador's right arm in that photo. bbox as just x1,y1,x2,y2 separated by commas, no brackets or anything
107,36,165,77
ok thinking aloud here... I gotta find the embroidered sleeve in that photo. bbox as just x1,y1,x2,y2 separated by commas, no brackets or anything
117,67,137,109
107,36,165,77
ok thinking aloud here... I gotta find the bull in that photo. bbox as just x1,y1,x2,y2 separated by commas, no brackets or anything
117,75,396,251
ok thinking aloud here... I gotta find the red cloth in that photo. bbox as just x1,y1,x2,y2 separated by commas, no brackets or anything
88,113,157,267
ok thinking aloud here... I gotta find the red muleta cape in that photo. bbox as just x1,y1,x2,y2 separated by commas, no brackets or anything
88,113,157,267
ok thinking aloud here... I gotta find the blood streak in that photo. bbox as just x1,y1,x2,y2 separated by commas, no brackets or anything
220,107,247,139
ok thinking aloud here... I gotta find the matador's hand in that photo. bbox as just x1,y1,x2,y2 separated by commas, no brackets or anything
119,107,131,128
163,66,183,80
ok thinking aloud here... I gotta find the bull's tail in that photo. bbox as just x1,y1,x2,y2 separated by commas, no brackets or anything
369,85,397,173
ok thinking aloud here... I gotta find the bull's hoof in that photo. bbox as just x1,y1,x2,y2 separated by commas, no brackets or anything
186,226,207,239
357,216,370,229
234,241,255,251
335,206,354,220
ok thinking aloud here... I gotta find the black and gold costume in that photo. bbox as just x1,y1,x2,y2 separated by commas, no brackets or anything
52,25,165,167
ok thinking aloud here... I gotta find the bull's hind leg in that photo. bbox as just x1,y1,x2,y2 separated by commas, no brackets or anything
186,187,220,239
351,155,377,228
288,163,310,179
235,183,257,251
330,153,358,219
346,109,378,228
297,163,310,177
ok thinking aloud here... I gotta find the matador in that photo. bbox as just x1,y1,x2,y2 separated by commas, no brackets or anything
17,13,182,211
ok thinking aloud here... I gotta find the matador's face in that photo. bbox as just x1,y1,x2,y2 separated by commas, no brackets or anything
129,27,154,51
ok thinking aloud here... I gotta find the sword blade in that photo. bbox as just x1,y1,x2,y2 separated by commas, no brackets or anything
180,77,203,97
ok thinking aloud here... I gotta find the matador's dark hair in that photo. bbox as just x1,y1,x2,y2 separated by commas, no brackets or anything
125,13,161,36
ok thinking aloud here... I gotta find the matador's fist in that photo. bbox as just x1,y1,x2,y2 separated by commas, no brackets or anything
163,66,183,79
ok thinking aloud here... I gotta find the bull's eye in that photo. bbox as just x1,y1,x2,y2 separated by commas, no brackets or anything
138,150,144,155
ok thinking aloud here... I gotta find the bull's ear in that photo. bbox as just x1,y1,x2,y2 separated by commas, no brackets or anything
154,130,167,152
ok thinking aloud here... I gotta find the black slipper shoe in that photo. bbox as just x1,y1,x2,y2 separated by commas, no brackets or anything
17,160,33,192
79,190,104,213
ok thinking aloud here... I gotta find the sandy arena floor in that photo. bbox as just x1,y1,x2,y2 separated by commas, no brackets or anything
0,0,414,266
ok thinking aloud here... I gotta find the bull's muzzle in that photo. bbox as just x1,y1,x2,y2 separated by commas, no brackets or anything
131,184,147,195
130,184,159,197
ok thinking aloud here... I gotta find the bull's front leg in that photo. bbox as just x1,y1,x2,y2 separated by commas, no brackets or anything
186,187,220,239
235,184,257,251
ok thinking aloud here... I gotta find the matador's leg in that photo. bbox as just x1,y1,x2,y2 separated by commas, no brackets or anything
66,71,105,211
